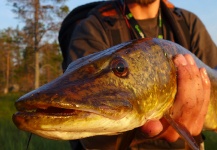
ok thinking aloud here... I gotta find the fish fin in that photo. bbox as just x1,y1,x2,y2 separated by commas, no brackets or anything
164,113,199,150
115,129,136,150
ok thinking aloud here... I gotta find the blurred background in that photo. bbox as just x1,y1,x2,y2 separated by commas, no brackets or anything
0,0,216,149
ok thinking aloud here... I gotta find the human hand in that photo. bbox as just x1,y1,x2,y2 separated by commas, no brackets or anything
140,54,211,142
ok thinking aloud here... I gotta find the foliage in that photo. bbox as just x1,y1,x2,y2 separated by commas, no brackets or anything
8,0,69,49
0,28,63,93
0,0,68,93
39,41,63,85
0,28,25,93
203,131,217,150
0,2,76,147
9,0,69,34
5,0,69,89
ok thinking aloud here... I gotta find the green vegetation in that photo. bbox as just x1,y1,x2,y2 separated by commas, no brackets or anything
1,93,217,150
0,93,71,150
203,131,217,150
0,0,68,93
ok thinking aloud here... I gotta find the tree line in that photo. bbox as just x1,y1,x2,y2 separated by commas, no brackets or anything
0,0,69,94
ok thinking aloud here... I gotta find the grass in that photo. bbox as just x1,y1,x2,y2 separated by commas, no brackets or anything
1,93,217,150
0,93,71,150
203,131,217,150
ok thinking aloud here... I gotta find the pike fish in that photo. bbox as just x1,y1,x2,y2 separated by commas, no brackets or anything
13,38,217,149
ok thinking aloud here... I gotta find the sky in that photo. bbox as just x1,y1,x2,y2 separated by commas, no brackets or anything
0,0,216,44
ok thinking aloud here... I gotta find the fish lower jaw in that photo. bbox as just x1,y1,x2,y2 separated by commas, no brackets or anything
13,112,143,140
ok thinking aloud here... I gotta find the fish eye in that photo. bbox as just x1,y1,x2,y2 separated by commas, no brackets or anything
110,57,129,78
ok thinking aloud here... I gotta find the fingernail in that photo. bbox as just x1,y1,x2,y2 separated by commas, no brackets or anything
186,54,195,65
202,68,208,76
201,68,209,84
174,54,187,66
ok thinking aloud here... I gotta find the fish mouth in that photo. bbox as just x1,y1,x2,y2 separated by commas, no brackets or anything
12,87,134,140
12,94,134,140
14,106,83,117
32,106,78,115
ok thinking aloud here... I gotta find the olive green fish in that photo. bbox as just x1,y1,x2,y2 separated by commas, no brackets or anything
13,38,217,149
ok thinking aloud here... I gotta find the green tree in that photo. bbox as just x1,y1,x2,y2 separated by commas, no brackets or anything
40,41,63,85
8,0,69,89
0,28,23,93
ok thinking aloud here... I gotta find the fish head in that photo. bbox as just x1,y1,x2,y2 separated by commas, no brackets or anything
13,38,177,140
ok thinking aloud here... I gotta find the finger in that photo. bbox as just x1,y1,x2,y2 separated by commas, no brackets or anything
158,125,180,142
155,118,180,142
184,54,204,115
171,54,204,134
140,118,180,142
140,120,163,137
192,68,210,135
171,54,202,122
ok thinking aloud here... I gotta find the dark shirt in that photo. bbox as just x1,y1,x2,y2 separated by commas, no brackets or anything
67,2,217,69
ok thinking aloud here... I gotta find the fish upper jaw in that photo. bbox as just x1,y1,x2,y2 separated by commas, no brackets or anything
14,85,134,119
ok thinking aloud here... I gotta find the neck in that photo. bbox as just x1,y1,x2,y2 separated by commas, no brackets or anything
127,0,160,20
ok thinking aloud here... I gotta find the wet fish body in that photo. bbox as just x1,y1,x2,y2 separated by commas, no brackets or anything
13,38,217,141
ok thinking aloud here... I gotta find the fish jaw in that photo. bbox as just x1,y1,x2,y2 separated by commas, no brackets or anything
13,110,143,140
13,47,140,140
